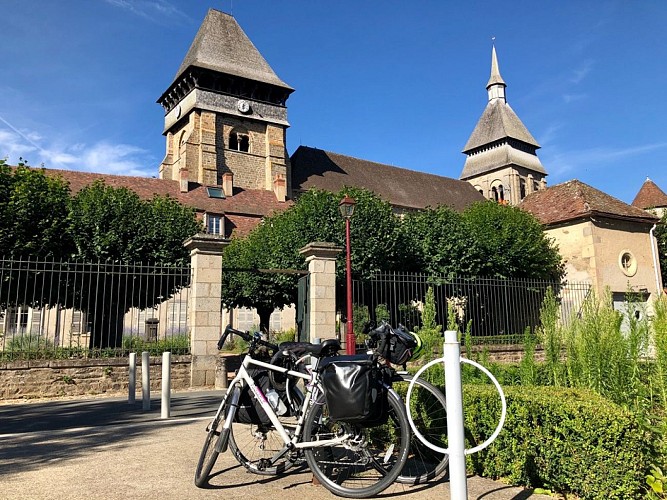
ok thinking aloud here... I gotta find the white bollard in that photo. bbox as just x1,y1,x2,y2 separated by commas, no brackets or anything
128,352,136,404
161,351,171,419
142,351,150,411
444,330,468,499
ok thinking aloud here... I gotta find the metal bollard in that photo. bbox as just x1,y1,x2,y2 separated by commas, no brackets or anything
142,351,150,411
161,351,171,419
443,330,468,499
128,352,136,404
215,356,228,390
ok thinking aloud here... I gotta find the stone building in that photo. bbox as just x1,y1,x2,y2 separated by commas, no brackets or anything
520,180,662,314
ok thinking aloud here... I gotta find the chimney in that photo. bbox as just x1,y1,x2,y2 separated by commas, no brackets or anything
273,173,286,202
222,172,234,197
179,168,189,193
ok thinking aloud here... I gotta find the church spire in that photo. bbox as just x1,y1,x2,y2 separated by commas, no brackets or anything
486,44,506,102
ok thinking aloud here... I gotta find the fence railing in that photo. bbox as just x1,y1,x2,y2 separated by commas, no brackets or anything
353,272,592,344
0,256,191,359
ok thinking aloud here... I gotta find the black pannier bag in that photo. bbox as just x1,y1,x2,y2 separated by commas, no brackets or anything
318,354,388,427
236,367,291,426
371,323,417,365
387,324,418,365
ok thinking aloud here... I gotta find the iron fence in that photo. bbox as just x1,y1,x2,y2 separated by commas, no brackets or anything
353,272,592,344
0,256,191,359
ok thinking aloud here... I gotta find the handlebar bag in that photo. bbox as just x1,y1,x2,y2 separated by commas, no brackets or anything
318,354,388,427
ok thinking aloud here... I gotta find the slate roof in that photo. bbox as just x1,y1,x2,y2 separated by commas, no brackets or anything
172,9,292,91
632,178,667,210
520,179,659,226
462,99,540,154
38,168,290,237
290,146,484,211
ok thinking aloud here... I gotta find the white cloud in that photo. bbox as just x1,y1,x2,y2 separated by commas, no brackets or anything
542,142,667,178
562,93,586,104
0,117,154,177
104,0,190,24
569,60,593,84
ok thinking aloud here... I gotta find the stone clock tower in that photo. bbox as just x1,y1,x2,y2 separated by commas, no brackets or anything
157,9,294,201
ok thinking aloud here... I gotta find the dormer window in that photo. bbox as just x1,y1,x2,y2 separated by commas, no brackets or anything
229,128,250,152
206,214,224,235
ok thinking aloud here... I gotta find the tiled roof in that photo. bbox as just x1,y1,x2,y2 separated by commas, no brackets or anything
38,168,289,237
520,179,659,226
290,146,484,211
173,9,292,90
631,178,667,210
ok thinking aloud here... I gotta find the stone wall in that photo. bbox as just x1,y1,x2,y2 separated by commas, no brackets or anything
0,356,191,400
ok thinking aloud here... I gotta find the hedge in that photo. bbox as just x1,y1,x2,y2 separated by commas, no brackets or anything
463,385,656,499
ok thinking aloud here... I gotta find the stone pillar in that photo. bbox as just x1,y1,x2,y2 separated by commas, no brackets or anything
184,234,229,387
299,242,342,343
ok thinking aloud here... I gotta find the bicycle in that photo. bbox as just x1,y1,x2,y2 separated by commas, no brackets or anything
364,322,450,485
194,325,411,499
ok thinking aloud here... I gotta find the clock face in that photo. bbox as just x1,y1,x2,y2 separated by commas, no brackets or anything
237,100,250,113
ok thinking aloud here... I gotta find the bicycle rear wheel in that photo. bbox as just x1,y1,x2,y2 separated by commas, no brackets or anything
393,374,449,484
303,389,410,498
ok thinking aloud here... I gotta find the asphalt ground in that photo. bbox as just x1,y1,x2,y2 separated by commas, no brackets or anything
0,390,553,500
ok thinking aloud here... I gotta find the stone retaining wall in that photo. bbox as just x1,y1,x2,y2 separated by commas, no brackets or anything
0,356,192,400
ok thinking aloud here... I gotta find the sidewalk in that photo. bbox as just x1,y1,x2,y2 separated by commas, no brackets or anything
0,391,553,500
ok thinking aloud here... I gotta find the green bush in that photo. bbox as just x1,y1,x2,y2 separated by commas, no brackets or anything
464,385,656,499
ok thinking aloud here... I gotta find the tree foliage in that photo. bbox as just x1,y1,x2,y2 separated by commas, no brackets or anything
0,164,201,348
0,159,73,258
656,212,667,286
221,187,403,329
403,201,564,281
68,180,199,264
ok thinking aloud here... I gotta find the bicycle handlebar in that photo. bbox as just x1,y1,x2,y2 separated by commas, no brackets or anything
218,324,279,352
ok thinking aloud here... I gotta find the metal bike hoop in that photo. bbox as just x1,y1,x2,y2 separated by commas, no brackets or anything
405,357,507,456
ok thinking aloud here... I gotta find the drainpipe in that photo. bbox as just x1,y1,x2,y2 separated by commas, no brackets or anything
650,224,662,294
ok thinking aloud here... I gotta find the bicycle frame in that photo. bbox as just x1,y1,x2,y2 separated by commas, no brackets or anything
216,350,351,455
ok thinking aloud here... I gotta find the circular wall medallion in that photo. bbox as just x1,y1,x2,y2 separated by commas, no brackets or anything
618,250,638,277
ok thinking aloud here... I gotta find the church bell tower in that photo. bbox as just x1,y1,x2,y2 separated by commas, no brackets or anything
460,46,547,205
157,9,294,201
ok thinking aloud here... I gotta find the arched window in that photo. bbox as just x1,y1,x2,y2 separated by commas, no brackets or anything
491,186,499,202
498,185,505,202
229,128,250,152
520,179,526,199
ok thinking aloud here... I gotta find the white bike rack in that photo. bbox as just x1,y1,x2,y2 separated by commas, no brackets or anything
406,330,507,500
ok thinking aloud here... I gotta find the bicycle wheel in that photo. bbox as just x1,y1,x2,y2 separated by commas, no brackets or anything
194,406,225,487
303,388,410,498
228,386,304,475
393,374,449,484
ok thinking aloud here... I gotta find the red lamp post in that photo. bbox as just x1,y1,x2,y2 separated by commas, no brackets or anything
339,195,356,354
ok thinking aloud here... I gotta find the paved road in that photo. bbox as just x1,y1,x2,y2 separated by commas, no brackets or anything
0,391,552,500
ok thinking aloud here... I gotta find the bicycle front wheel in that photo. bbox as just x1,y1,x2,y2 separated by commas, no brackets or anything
393,374,449,484
228,386,304,475
303,389,410,498
194,407,224,487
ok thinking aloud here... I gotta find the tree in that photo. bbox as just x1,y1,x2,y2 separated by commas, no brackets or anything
656,213,667,286
460,201,564,281
402,201,564,281
221,188,403,330
0,159,73,258
67,180,201,348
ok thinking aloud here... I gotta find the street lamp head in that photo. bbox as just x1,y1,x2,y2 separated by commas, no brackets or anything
338,195,356,219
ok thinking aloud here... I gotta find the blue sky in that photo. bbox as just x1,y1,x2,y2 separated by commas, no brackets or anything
1,0,666,204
